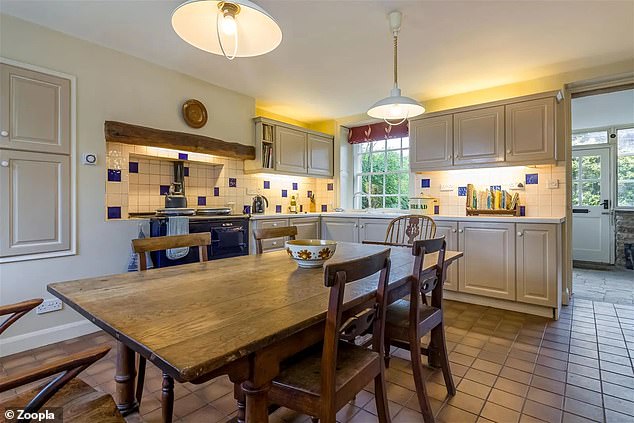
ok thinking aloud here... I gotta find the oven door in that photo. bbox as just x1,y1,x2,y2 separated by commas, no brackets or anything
210,223,248,259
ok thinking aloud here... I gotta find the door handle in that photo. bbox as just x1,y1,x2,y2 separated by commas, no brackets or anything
572,209,589,214
0,161,8,167
0,130,8,137
601,199,609,210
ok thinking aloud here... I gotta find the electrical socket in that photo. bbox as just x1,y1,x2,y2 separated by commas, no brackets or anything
548,179,560,189
440,184,455,192
36,299,63,314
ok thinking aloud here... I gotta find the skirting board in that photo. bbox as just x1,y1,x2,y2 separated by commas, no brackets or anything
444,291,560,320
0,320,99,357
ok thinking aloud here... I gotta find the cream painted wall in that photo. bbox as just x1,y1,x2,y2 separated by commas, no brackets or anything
0,14,255,356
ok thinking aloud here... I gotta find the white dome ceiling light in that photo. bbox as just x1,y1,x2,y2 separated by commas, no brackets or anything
172,0,282,60
367,11,425,125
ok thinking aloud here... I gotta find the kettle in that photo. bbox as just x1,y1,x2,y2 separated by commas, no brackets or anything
252,194,268,214
165,182,187,208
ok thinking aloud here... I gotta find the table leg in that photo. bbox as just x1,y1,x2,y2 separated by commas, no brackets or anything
161,373,174,423
234,383,246,423
241,381,271,423
114,341,138,415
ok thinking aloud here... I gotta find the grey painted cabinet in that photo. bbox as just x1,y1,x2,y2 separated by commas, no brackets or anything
275,126,307,174
0,149,70,257
307,134,333,176
409,115,453,170
516,224,558,307
505,97,555,163
358,218,390,243
434,221,459,292
458,222,515,300
0,63,71,155
290,217,320,239
453,106,505,165
321,217,359,243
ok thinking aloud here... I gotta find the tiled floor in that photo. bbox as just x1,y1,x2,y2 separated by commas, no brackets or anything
573,267,634,305
2,299,634,423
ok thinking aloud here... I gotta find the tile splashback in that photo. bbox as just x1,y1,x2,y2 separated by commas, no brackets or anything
412,164,566,217
105,143,335,219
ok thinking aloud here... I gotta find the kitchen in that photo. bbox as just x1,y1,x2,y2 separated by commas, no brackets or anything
1,1,633,423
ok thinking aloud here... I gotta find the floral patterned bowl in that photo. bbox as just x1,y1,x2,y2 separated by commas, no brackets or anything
285,239,337,268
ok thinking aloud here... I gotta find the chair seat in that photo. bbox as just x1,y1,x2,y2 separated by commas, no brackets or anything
1,378,124,423
386,299,442,331
271,342,380,398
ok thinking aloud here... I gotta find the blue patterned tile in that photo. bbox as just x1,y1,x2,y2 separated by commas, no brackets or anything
229,178,237,187
525,174,539,185
520,205,526,216
434,205,439,215
421,179,431,188
184,167,189,177
321,204,328,212
107,169,121,182
107,207,121,219
457,186,467,196
178,153,188,160
282,189,288,198
128,162,139,174
264,181,270,189
198,196,207,206
160,185,170,195
275,205,282,213
490,185,502,191
307,190,313,198
243,205,251,214
327,183,334,191
292,182,298,190
213,187,220,196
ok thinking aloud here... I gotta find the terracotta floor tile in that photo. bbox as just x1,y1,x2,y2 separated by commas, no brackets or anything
480,402,520,423
564,397,605,422
487,388,525,412
522,399,563,422
438,404,478,423
526,386,563,409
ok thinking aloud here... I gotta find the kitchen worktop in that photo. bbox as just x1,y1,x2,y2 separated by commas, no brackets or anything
249,211,566,224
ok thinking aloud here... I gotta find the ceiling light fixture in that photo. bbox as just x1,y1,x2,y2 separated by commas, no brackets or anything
172,0,282,60
367,11,425,125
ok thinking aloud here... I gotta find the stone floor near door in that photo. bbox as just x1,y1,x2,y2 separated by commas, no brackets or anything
2,299,633,423
573,267,634,305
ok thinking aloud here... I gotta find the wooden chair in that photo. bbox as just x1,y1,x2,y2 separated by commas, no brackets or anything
253,226,298,254
0,299,124,422
384,238,455,423
266,248,393,423
383,215,436,246
130,232,211,412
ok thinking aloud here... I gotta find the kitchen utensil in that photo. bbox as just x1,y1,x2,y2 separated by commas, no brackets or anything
155,208,196,216
285,239,337,268
165,182,187,208
195,207,232,216
409,196,438,215
252,194,268,214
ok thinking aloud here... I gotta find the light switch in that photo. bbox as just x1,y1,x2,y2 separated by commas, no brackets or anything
548,179,559,189
82,153,97,165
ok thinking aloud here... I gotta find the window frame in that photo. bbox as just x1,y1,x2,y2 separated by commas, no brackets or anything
616,126,634,209
352,137,410,209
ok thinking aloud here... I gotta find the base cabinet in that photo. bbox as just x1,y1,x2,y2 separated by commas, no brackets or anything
251,216,320,252
434,221,459,291
321,217,359,243
358,219,390,243
516,224,558,307
290,217,320,240
458,222,516,300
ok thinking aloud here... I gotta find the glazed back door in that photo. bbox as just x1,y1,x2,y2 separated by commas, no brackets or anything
571,147,611,263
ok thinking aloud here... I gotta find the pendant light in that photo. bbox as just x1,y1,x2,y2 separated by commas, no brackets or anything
172,0,282,60
367,11,425,125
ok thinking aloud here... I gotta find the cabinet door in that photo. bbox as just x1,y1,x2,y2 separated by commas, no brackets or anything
359,218,390,243
290,217,320,239
409,115,453,170
434,221,459,291
453,106,504,165
0,64,71,154
307,135,333,176
458,222,515,300
275,126,307,174
0,150,70,257
505,98,555,163
321,218,358,243
516,224,557,307
256,218,289,251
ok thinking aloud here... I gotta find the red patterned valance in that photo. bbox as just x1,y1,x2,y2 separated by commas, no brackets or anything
347,121,408,144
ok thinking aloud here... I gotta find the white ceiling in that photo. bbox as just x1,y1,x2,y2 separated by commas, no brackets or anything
2,0,633,123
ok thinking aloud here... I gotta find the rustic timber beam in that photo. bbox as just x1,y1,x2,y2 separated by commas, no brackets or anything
104,121,255,161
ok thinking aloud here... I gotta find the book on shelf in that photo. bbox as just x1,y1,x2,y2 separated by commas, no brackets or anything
262,124,274,142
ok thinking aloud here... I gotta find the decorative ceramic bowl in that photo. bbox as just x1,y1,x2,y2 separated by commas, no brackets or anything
285,239,337,268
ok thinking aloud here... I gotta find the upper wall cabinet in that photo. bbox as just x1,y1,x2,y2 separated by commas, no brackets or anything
409,115,453,170
0,64,71,155
453,106,505,165
409,91,562,171
245,117,334,177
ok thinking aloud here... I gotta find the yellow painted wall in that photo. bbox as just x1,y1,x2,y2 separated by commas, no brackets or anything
255,107,311,129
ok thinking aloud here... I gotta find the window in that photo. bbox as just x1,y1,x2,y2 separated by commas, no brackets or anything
572,130,609,146
571,154,602,206
617,127,634,207
353,137,409,209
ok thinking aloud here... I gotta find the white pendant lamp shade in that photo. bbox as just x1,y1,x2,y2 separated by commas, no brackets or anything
172,0,282,59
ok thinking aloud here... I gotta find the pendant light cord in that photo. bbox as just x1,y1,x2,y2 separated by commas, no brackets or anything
393,34,398,88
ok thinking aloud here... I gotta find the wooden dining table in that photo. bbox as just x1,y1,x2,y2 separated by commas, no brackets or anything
48,242,462,423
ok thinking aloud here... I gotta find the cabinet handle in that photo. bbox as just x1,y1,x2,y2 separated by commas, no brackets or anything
272,223,278,227
0,130,8,137
451,229,457,233
354,224,358,228
0,161,8,167
517,232,523,237
272,241,277,245
458,229,464,233
360,224,365,228
506,149,512,154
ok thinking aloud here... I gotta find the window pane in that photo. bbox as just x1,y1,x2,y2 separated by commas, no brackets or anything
581,155,601,179
399,173,409,196
370,196,383,208
357,143,371,154
372,152,386,172
617,128,634,155
400,196,409,210
360,153,371,173
361,175,371,194
371,174,384,195
572,182,579,206
385,196,399,208
386,150,401,172
572,130,608,146
618,155,634,181
618,182,634,207
384,173,399,195
402,149,410,168
372,140,386,151
572,157,579,180
386,138,401,150
361,196,369,209
581,181,601,206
